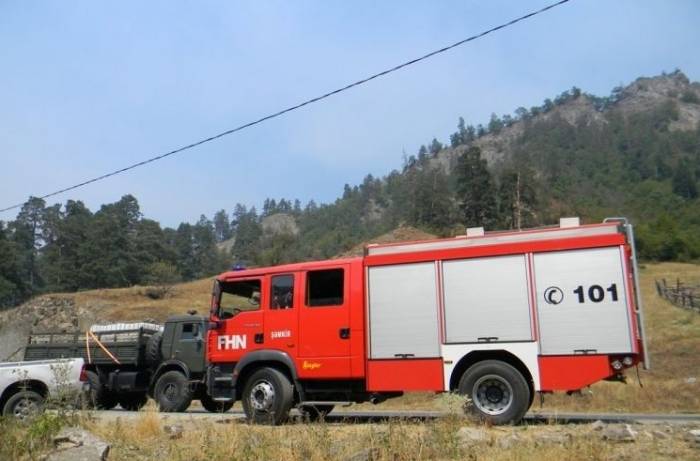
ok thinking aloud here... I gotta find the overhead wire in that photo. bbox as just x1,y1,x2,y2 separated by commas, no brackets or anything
0,0,572,213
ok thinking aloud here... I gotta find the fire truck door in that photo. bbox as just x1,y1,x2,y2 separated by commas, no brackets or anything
264,273,298,357
207,278,265,364
298,267,351,378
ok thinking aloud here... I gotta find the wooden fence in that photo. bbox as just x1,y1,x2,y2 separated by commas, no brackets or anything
656,279,700,312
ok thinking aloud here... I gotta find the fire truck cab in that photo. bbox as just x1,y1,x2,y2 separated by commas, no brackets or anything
207,217,648,425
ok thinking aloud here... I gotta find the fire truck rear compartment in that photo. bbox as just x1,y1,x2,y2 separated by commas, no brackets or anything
366,242,637,393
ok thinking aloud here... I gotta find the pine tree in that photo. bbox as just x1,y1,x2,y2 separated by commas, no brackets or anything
193,215,225,277
174,223,196,280
454,147,497,227
498,167,538,230
411,167,454,231
231,206,262,265
429,138,443,156
11,197,48,292
56,200,93,290
672,161,698,199
450,117,468,147
213,210,231,242
465,125,476,142
0,221,26,308
488,113,504,134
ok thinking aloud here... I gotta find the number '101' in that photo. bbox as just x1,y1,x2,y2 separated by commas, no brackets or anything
573,284,618,303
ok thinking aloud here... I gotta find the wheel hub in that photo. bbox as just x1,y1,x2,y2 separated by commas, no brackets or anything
485,386,504,403
249,381,275,411
163,383,178,401
13,398,38,420
472,374,513,416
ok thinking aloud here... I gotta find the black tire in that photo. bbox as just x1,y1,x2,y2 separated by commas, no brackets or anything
200,394,234,413
299,404,334,422
117,392,149,411
241,367,294,425
457,360,530,425
3,390,44,421
146,331,163,366
85,370,118,410
154,371,193,412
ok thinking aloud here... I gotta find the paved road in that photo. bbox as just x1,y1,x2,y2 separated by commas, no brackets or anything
89,408,700,425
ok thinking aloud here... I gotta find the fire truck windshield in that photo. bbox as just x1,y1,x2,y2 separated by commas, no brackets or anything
217,279,261,319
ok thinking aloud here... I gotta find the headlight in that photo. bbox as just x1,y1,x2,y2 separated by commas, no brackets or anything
622,356,634,367
611,360,623,370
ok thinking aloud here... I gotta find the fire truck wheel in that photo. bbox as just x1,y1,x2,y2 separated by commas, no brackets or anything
458,360,530,425
154,371,193,412
299,404,334,422
3,390,44,421
241,367,294,425
85,370,118,410
200,394,234,413
117,392,149,411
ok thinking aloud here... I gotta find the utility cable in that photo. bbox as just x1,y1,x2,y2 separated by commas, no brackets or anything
0,0,571,213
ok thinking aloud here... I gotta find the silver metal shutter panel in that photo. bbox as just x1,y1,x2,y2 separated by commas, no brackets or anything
443,255,532,343
368,263,439,358
534,247,633,354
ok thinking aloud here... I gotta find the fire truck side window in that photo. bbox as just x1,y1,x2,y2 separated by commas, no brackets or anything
271,275,294,309
306,269,344,307
219,280,261,319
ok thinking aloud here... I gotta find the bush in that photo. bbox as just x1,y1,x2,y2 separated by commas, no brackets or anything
681,90,700,105
144,262,182,286
143,262,182,299
143,286,169,300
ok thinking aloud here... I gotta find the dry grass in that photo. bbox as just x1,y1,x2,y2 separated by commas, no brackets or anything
52,278,215,323
81,412,700,461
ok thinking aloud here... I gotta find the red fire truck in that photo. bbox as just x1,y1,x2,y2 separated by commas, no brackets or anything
206,217,648,424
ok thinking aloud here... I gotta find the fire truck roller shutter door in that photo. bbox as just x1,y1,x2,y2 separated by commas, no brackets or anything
442,254,532,343
534,247,634,355
368,262,440,359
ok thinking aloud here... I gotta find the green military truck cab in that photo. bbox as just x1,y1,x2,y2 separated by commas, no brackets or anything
159,315,207,375
23,312,225,413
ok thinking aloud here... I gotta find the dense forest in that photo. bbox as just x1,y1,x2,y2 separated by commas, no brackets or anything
1,70,699,308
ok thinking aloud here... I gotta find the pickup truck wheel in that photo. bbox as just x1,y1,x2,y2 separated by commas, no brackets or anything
85,370,118,410
200,394,234,413
299,404,334,422
117,392,149,411
458,360,530,425
154,371,192,412
241,367,293,425
3,391,44,421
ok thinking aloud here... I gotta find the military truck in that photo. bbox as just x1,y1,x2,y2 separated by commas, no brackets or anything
23,312,228,413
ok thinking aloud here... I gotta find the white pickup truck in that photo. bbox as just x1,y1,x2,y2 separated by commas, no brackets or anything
0,358,86,420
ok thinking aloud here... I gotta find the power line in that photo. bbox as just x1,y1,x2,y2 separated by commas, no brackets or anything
1,0,572,214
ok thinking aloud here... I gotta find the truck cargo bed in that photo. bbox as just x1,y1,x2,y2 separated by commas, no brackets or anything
24,325,159,366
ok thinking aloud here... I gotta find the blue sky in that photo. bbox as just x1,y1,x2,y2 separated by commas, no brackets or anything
1,0,698,227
